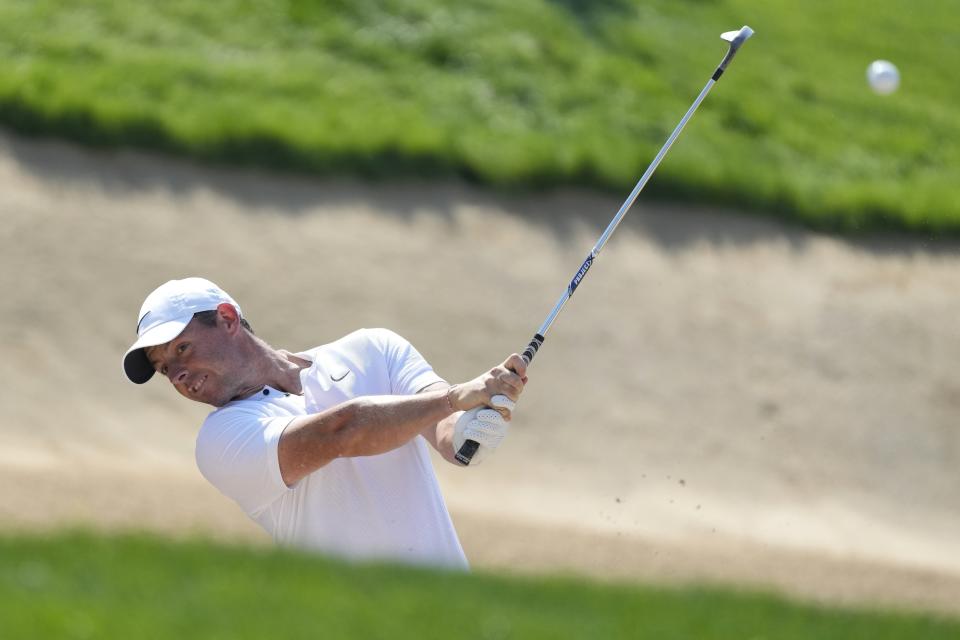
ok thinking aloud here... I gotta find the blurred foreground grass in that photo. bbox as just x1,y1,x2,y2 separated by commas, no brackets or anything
1,531,958,640
0,1,957,232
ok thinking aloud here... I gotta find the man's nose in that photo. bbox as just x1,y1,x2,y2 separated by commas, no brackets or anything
170,367,189,385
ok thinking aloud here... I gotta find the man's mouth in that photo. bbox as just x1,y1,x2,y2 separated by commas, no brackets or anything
190,375,207,395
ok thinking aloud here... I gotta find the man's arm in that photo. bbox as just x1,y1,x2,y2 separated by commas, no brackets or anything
277,354,527,486
278,388,455,486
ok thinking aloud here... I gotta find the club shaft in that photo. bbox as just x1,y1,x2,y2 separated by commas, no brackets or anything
455,25,754,465
462,79,722,464
530,78,717,350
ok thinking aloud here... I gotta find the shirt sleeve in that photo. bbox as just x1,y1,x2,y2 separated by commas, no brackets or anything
369,328,445,396
195,408,293,517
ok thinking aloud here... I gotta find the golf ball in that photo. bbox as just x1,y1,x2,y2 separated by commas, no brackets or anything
867,60,899,95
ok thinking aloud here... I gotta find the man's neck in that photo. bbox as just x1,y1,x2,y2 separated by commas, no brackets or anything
231,338,311,401
269,348,312,395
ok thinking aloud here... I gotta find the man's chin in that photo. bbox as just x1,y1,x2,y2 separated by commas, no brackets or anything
190,387,232,408
208,390,236,408
186,394,223,408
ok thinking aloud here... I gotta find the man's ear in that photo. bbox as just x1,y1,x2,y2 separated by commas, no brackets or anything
216,302,242,334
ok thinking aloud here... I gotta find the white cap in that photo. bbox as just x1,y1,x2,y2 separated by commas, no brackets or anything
122,277,242,384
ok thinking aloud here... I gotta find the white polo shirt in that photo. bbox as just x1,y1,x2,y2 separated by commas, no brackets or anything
194,328,467,569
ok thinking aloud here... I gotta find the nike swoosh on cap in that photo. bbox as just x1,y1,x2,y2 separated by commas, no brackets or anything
330,370,350,382
136,311,152,333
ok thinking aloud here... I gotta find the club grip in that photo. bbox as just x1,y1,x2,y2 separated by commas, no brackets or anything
521,333,546,365
454,333,545,466
453,439,480,465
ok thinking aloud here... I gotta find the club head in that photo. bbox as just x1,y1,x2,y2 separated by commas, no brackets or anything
712,25,754,78
721,26,754,45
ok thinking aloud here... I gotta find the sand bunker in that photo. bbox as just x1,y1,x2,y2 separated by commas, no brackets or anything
1,131,958,614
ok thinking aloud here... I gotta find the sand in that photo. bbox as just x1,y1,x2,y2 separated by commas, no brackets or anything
1,130,958,614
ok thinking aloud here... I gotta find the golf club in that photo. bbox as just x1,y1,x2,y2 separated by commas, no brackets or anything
455,25,755,466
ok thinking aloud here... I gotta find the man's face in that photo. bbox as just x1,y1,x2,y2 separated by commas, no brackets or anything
145,315,245,407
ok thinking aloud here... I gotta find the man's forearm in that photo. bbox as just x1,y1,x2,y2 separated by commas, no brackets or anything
345,391,456,457
279,389,455,485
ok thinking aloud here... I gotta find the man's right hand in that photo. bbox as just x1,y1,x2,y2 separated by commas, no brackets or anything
448,353,528,420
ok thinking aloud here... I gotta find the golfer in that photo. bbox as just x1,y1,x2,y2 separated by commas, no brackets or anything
123,277,527,569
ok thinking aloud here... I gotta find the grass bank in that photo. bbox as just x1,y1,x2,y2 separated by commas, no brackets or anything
1,531,958,639
0,1,956,233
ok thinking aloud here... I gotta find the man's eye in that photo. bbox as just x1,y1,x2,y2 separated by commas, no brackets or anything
177,343,189,354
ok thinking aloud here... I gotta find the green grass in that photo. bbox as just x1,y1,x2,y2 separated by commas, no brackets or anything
0,531,957,639
0,1,957,233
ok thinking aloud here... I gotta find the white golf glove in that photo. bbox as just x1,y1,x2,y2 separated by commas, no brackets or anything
452,395,515,465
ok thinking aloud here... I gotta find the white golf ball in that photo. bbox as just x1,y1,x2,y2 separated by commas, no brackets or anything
867,60,899,95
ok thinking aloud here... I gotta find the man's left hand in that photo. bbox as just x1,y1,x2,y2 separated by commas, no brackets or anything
452,394,514,465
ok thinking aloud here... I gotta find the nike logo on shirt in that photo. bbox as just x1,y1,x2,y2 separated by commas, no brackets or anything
330,370,350,382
